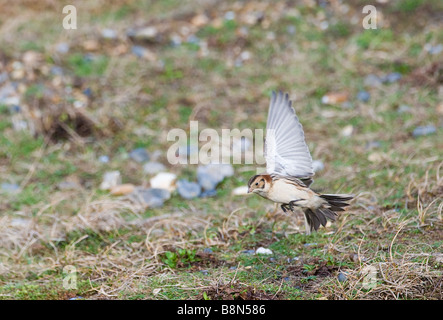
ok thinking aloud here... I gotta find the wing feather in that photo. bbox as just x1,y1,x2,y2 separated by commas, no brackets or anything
265,91,314,178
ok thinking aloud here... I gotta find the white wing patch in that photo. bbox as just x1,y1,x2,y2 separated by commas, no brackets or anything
265,91,314,178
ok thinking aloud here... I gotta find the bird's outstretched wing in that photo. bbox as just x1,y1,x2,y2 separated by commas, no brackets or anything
265,91,314,180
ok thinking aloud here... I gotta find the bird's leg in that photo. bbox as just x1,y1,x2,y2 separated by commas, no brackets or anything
266,203,279,219
281,204,289,213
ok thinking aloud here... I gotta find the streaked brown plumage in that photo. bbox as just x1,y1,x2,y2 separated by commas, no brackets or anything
248,91,353,234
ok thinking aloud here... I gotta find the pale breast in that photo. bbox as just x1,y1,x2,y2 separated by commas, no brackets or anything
267,179,313,204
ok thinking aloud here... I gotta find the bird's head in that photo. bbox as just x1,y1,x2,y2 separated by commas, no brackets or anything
248,174,271,195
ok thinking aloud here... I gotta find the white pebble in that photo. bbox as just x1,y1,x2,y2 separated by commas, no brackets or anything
255,247,273,255
150,172,177,191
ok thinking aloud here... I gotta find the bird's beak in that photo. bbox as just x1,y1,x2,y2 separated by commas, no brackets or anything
247,187,252,193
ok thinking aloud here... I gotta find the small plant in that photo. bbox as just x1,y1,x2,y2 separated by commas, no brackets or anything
162,249,198,269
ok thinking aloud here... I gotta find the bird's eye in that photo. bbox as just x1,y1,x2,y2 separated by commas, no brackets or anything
255,183,258,186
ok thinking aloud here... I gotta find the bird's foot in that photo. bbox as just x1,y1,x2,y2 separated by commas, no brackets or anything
281,204,290,213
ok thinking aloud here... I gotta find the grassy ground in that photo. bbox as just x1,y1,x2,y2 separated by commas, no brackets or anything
0,0,442,300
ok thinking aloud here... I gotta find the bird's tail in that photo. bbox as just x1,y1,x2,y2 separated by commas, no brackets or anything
303,194,353,234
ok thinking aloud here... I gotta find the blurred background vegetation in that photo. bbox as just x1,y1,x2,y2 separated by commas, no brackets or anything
0,0,441,300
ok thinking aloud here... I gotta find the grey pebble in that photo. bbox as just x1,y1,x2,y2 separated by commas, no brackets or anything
413,125,436,137
397,105,411,113
143,162,166,175
365,141,381,150
357,90,370,102
1,183,20,194
134,187,171,208
131,45,148,58
364,74,382,87
98,155,109,163
197,163,234,191
203,248,213,254
129,148,150,163
337,272,347,283
176,179,201,199
55,42,70,54
101,28,117,39
382,72,402,84
199,189,217,198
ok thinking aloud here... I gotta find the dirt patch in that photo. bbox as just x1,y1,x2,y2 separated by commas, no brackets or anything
199,281,278,300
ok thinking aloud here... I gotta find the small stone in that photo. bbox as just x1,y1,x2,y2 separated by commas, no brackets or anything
170,34,182,47
83,39,100,51
413,125,436,137
176,179,201,199
337,272,347,283
424,43,443,55
199,189,217,197
365,141,381,150
203,248,213,254
11,119,28,131
357,90,370,102
129,26,158,41
83,88,93,97
9,105,21,113
150,172,177,191
186,34,200,45
224,11,235,20
10,218,31,228
22,51,42,68
110,184,135,196
2,96,20,106
178,145,199,160
382,72,402,84
0,72,8,84
287,25,296,34
98,155,109,163
143,162,166,175
129,148,150,163
321,92,349,105
197,163,234,191
99,171,121,190
101,28,117,39
364,74,382,87
241,249,255,255
255,247,273,255
232,186,249,196
288,257,300,263
133,187,171,208
240,51,251,61
312,160,324,173
191,14,209,27
341,125,354,137
200,270,209,276
397,104,411,113
131,46,156,61
1,183,21,194
57,181,81,190
55,43,70,54
50,66,64,76
69,296,84,300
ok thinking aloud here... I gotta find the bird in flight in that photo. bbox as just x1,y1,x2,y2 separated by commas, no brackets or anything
248,91,353,234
